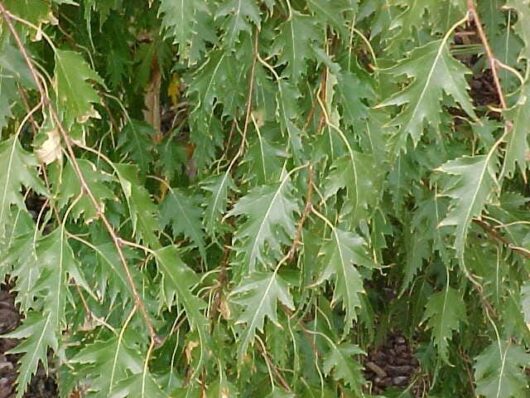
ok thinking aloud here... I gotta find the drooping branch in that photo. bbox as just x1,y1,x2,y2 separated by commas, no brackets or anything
0,3,158,345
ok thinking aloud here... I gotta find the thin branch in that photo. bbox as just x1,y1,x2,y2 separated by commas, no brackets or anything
286,165,314,261
467,1,507,109
473,218,530,260
227,28,259,174
0,4,159,345
256,335,291,392
17,87,39,135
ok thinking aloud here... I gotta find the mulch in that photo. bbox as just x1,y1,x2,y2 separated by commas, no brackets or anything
363,332,427,396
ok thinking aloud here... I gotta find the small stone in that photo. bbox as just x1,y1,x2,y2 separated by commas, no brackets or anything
392,376,409,386
395,336,406,345
381,376,392,387
386,365,414,376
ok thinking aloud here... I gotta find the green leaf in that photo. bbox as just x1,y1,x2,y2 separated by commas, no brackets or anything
438,155,498,257
230,271,295,359
324,153,381,226
54,50,103,123
323,343,365,393
70,333,144,397
277,80,303,157
390,0,465,41
400,194,446,293
228,178,300,272
110,372,167,398
378,40,476,152
0,39,36,89
115,164,159,247
0,211,37,309
274,12,319,83
189,50,228,113
159,188,206,261
317,228,373,331
422,287,466,363
158,0,204,49
244,133,287,184
505,0,530,61
201,172,235,237
0,137,45,238
83,241,133,301
474,342,530,398
501,84,530,179
3,0,54,28
335,71,373,125
216,0,260,47
7,313,56,397
0,39,34,130
7,229,83,396
155,246,209,368
54,159,115,222
0,67,18,131
118,121,155,174
307,0,353,36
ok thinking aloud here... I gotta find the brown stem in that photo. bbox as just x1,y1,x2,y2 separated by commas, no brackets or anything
473,219,530,260
0,4,158,345
241,31,259,148
256,336,291,392
17,87,39,135
467,0,507,109
287,165,314,261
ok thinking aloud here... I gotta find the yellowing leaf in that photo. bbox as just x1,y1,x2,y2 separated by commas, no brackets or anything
35,128,62,165
167,74,181,106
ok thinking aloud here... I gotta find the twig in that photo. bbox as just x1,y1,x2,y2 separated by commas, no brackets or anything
17,87,39,135
467,0,507,109
0,4,159,345
227,29,259,176
286,165,314,261
240,30,259,155
365,361,387,379
473,218,530,260
256,336,291,392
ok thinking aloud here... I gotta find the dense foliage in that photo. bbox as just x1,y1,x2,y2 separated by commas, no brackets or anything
0,0,529,396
